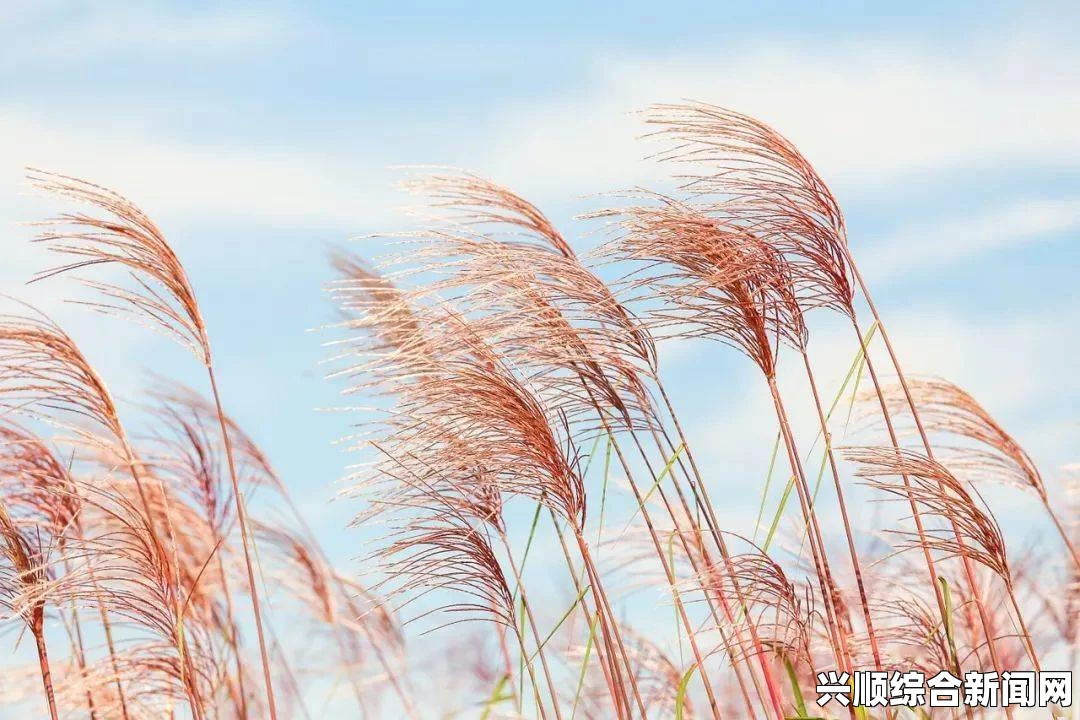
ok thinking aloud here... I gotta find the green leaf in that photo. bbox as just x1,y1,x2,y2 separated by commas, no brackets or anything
763,477,796,552
762,320,877,550
596,434,613,548
841,326,874,436
570,612,601,720
939,576,961,673
754,431,783,543
479,674,512,720
624,442,685,529
793,439,832,558
517,595,527,712
668,532,685,664
529,585,591,662
783,656,808,718
675,664,699,720
819,320,878,442
512,498,546,603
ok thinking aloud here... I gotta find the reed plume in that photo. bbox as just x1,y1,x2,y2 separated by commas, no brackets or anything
0,492,60,719
597,196,852,676
334,177,762,717
875,376,1079,567
28,169,279,718
0,98,1070,720
843,447,1041,669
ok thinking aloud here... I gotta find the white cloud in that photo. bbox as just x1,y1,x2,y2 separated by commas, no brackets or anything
2,24,1077,269
0,105,397,229
1,22,1077,454
676,304,1078,540
477,29,1080,199
0,104,404,339
860,196,1080,284
1,1,289,63
861,307,1077,418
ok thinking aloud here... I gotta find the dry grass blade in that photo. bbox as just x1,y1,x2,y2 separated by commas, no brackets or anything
641,102,854,317
402,170,575,259
0,474,63,718
0,423,80,543
614,626,695,719
144,381,286,535
33,477,225,717
0,314,129,450
361,172,658,422
27,170,280,717
349,314,588,529
876,596,953,673
702,551,813,668
376,516,516,632
27,169,208,361
871,377,1080,569
844,447,1010,579
0,99,1072,720
873,377,1043,497
330,252,430,361
594,195,801,378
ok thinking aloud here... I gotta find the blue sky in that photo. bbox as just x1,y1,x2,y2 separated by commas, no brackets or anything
2,0,1079,704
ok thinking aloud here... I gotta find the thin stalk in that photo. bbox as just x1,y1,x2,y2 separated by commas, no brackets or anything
845,301,1016,720
277,492,418,717
849,316,951,632
848,317,978,720
575,527,652,718
206,364,278,719
570,611,602,720
89,561,130,720
842,261,1034,674
578,377,753,717
216,556,250,718
550,511,627,719
768,386,857,720
32,615,60,720
767,377,851,672
106,426,203,718
1004,578,1041,672
799,349,883,668
596,433,723,720
754,433,782,544
71,491,131,720
623,425,765,719
158,476,204,720
62,553,99,720
559,386,658,718
500,532,565,720
514,594,552,720
1043,501,1080,570
641,423,780,719
495,612,521,710
654,384,788,719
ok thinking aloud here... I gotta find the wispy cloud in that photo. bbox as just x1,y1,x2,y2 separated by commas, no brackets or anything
477,28,1080,198
4,23,1077,254
2,1,290,63
859,196,1080,283
0,104,397,232
686,303,1080,533
3,18,1077,395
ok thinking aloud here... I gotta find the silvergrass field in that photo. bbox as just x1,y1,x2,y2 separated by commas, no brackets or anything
0,102,1076,720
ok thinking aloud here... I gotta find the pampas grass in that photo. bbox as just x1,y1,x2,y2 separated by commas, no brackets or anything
0,102,1075,720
